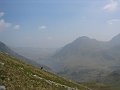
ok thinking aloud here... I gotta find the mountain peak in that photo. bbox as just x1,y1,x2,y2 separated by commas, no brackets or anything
77,36,90,40
74,36,90,43
73,36,98,45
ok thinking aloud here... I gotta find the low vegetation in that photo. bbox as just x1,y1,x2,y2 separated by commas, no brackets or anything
0,52,88,90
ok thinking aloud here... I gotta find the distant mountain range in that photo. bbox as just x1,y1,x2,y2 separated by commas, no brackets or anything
0,42,114,90
1,34,120,89
42,34,120,82
0,41,51,71
0,40,120,90
1,33,120,85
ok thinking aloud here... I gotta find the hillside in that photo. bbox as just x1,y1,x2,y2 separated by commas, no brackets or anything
0,52,91,90
0,41,50,71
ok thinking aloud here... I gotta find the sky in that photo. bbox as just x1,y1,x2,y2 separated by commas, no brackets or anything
0,0,120,48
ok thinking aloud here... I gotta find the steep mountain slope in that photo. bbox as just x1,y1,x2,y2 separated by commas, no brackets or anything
0,52,91,90
0,41,50,70
52,36,109,68
42,34,120,82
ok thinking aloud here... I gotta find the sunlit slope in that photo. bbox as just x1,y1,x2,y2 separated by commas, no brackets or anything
0,52,89,90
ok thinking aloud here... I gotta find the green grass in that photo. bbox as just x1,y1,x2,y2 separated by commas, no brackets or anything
0,52,88,90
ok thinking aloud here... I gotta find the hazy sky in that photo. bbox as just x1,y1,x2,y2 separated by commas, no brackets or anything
0,0,120,48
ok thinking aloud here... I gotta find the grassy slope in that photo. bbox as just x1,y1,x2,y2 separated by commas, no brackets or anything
0,52,88,90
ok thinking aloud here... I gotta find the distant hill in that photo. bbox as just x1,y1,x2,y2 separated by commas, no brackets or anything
0,41,51,70
0,52,92,90
43,34,120,82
